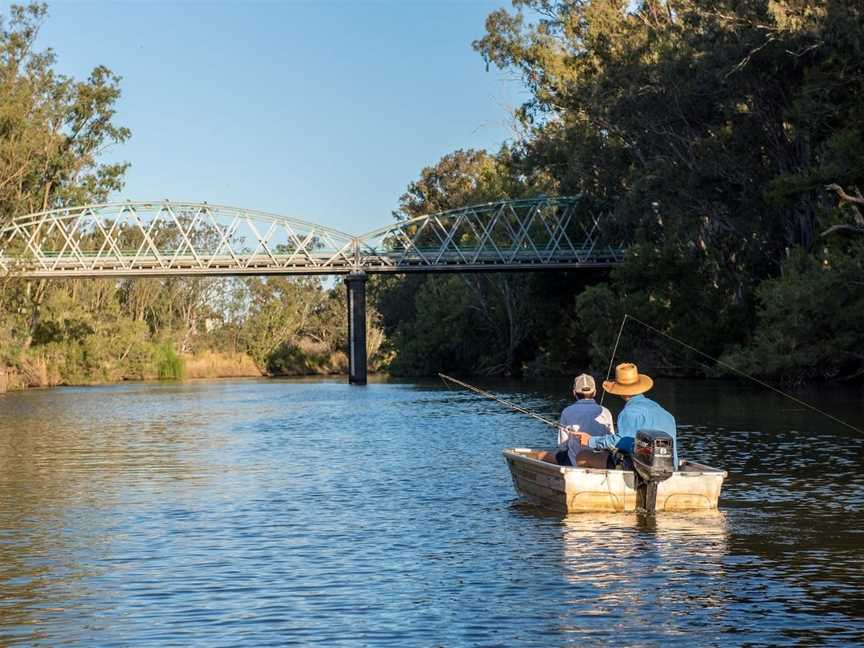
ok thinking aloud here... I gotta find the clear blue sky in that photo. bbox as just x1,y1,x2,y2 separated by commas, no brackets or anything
27,1,524,234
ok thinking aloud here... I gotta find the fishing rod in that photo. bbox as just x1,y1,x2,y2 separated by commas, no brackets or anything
605,313,864,435
444,308,864,438
438,373,561,430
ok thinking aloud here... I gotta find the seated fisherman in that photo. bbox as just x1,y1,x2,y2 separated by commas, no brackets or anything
597,362,679,468
541,374,614,467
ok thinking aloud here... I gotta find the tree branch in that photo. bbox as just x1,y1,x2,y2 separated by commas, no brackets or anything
826,183,864,207
820,224,864,237
825,183,864,226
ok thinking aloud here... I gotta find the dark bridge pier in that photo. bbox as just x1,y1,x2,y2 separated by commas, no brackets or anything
344,272,368,385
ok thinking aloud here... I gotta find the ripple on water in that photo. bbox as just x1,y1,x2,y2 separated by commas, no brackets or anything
0,378,862,646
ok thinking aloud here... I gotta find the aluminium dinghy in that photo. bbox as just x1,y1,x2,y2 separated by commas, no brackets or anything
503,448,727,513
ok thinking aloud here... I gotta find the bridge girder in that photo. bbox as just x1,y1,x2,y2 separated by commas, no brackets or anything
0,197,623,278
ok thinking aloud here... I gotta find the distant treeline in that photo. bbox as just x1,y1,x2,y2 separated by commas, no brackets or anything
1,2,862,388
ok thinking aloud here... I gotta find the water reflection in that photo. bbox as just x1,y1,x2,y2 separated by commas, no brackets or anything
0,378,862,645
0,381,281,643
504,503,733,642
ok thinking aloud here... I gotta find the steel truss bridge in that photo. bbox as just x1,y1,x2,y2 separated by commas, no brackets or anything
0,197,622,278
0,196,624,383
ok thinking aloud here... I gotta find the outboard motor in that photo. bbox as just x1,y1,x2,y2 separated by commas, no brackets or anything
632,429,675,514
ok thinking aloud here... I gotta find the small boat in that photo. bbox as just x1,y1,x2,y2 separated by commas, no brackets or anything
503,448,727,513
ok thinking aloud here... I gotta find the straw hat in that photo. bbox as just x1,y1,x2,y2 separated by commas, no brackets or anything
602,362,653,396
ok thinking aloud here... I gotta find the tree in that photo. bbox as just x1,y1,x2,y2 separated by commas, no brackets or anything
723,243,864,383
472,0,864,379
240,277,320,372
0,3,129,225
1,2,130,371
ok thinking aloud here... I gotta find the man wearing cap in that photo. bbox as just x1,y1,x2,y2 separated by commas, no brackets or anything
549,373,615,467
596,362,679,468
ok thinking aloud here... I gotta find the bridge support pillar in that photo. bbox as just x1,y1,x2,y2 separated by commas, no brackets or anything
344,272,368,385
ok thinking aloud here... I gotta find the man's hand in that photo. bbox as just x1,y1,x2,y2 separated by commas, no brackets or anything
574,431,592,446
562,425,592,447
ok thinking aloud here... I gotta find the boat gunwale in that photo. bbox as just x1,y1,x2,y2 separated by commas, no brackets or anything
502,448,728,479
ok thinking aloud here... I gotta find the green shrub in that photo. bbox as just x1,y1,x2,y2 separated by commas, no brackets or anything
155,342,185,380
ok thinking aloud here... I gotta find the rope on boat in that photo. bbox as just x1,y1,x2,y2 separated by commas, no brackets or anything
614,313,864,435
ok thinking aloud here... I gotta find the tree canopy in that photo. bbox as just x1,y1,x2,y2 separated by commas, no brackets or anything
372,0,864,382
0,3,128,226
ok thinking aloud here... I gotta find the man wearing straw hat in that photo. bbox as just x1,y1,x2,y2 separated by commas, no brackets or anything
595,362,679,468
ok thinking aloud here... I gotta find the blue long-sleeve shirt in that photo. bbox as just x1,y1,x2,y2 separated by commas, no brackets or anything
588,394,679,467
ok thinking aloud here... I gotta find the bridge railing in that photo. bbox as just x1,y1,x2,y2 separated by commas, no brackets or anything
0,202,358,276
0,197,624,276
355,196,623,271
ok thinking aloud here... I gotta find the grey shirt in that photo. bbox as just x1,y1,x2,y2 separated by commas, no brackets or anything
558,399,615,465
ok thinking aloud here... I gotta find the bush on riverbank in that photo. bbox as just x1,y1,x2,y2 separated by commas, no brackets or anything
155,343,185,381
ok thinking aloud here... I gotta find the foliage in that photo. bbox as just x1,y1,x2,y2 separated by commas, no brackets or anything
574,242,750,373
0,272,379,386
0,3,129,226
376,148,562,376
723,243,864,383
155,342,184,381
376,0,864,381
386,275,484,376
462,0,864,380
3,1,863,386
241,277,315,370
394,147,554,219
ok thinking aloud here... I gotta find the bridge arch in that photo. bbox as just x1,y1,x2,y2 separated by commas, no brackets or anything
0,196,621,277
0,201,358,277
355,196,620,272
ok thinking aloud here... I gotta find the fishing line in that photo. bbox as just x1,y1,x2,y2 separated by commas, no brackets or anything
615,313,864,435
442,312,862,437
438,373,560,429
600,314,629,407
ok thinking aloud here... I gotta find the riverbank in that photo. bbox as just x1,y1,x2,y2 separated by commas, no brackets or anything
182,351,262,380
0,352,258,393
0,348,356,394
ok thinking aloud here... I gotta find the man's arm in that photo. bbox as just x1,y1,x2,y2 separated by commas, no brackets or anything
557,414,568,447
587,425,621,451
589,408,636,451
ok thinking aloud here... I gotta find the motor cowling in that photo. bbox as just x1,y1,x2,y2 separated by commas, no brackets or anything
632,429,675,514
633,429,675,482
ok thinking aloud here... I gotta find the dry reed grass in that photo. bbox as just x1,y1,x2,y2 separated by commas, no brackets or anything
183,351,263,379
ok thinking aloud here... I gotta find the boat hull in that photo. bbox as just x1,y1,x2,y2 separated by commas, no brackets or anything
503,448,727,513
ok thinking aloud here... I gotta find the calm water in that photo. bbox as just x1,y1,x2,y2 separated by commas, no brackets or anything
0,377,862,646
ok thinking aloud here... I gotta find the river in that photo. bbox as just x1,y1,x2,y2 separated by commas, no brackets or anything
0,377,861,646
